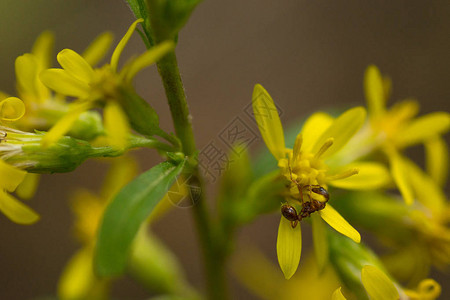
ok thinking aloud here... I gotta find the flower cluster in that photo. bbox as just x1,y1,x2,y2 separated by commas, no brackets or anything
0,3,448,298
0,19,177,225
250,64,449,298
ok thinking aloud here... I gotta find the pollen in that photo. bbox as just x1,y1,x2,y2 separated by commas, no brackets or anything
282,148,328,189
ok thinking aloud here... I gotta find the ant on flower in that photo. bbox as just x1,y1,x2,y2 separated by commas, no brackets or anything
281,185,329,228
281,163,330,228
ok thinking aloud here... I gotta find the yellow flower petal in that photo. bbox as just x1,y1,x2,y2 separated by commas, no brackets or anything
403,157,446,215
0,191,39,224
329,162,391,190
58,247,97,300
15,54,48,102
277,217,302,279
301,112,334,153
15,173,40,200
57,49,95,83
42,102,93,147
386,99,420,123
82,32,114,66
110,18,143,72
31,30,54,70
0,159,27,192
40,69,90,98
312,213,328,272
122,41,174,83
388,150,414,205
332,287,347,300
0,97,26,122
396,112,450,147
425,136,448,187
364,65,386,119
103,102,130,149
252,84,285,160
312,107,366,159
319,205,360,243
361,265,399,300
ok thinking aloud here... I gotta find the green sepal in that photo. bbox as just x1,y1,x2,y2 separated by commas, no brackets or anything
12,136,121,173
94,159,185,277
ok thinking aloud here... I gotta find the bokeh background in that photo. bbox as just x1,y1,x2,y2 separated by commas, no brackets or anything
0,1,449,299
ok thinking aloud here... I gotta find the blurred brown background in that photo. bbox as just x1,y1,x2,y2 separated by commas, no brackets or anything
0,0,449,299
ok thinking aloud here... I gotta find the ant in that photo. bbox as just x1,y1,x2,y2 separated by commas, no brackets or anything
281,185,329,228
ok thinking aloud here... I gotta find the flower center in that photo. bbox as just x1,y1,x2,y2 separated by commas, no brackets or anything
279,149,328,191
90,66,121,100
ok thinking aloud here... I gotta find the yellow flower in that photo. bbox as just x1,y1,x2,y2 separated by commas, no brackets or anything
363,65,450,205
252,84,391,279
381,160,450,284
333,265,441,300
12,31,112,133
40,19,174,149
0,97,39,224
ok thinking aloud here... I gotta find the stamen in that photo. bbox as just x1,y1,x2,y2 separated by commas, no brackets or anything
314,138,334,159
325,168,359,181
292,133,303,164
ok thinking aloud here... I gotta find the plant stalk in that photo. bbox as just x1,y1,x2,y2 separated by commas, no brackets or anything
156,50,227,299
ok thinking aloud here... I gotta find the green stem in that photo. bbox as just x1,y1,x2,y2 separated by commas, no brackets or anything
155,49,227,300
156,51,196,156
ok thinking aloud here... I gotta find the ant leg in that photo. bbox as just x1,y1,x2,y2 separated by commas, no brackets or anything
298,182,304,205
288,162,304,205
290,220,298,228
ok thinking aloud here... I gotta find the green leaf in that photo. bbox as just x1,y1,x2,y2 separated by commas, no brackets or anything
95,159,185,277
118,86,161,137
